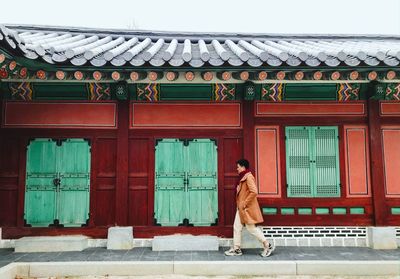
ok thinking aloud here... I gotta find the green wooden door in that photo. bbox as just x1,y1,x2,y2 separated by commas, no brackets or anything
58,139,91,227
154,139,186,226
25,139,58,227
25,138,91,227
154,138,218,226
186,139,218,226
285,126,340,198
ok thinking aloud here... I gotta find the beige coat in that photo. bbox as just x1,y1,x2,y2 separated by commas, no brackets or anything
236,172,264,225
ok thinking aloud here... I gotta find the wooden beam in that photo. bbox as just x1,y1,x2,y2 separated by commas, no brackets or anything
115,100,129,225
18,67,28,79
276,71,285,80
349,71,359,80
368,71,378,81
0,67,8,79
313,71,323,80
130,71,146,81
217,71,231,81
148,71,163,81
232,71,249,81
367,96,387,226
55,70,66,80
92,71,103,81
330,71,340,81
7,61,17,72
165,71,178,81
386,70,396,80
111,71,123,81
201,71,213,81
185,71,195,81
294,71,304,81
74,71,84,80
36,70,46,80
248,71,268,81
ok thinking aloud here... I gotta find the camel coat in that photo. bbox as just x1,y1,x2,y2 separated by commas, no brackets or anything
236,172,264,225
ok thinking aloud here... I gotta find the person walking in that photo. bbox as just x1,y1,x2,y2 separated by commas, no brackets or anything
225,159,275,257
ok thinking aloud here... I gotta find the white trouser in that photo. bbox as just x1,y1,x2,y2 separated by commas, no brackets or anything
233,209,266,248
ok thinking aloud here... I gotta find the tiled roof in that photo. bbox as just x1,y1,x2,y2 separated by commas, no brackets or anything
1,24,400,68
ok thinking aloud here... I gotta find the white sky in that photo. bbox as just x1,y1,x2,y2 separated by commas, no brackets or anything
2,0,400,35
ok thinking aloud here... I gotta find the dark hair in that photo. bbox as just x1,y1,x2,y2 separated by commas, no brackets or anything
236,159,249,169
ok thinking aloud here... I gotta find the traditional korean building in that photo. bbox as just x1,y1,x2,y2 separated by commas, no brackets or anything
0,24,399,245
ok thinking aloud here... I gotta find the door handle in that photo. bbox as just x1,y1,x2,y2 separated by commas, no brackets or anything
53,178,61,186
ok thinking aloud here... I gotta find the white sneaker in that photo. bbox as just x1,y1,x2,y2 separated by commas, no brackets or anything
224,247,243,256
261,242,275,257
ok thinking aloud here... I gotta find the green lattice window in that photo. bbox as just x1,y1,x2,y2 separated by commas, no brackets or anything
285,126,340,198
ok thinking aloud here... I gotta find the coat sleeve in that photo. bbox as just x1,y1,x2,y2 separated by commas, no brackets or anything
244,175,258,207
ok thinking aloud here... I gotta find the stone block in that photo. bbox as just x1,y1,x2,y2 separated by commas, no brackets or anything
367,227,398,249
152,234,218,251
15,236,88,253
107,226,134,250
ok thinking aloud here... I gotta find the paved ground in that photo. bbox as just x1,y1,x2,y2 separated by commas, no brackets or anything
1,246,399,268
17,276,400,279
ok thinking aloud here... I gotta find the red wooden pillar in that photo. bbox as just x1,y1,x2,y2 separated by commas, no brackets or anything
115,100,129,225
242,100,255,171
367,98,387,226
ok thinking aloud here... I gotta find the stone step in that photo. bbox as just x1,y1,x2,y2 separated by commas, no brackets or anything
14,236,89,253
107,226,134,250
152,234,219,251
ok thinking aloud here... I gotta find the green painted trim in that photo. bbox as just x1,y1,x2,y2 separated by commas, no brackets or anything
262,207,277,215
284,83,337,101
315,208,330,214
298,208,312,215
332,207,347,215
391,207,400,215
350,207,365,214
281,207,295,215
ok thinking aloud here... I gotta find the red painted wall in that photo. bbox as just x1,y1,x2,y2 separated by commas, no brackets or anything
0,99,398,238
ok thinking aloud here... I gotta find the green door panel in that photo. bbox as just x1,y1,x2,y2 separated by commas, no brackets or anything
285,127,313,197
58,139,91,227
25,139,58,227
186,139,218,226
155,139,186,226
313,127,340,197
24,190,57,227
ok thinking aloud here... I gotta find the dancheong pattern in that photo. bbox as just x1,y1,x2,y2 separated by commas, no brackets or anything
261,83,284,101
87,83,111,101
9,82,33,101
385,83,400,101
212,84,235,101
337,83,360,101
137,83,160,101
